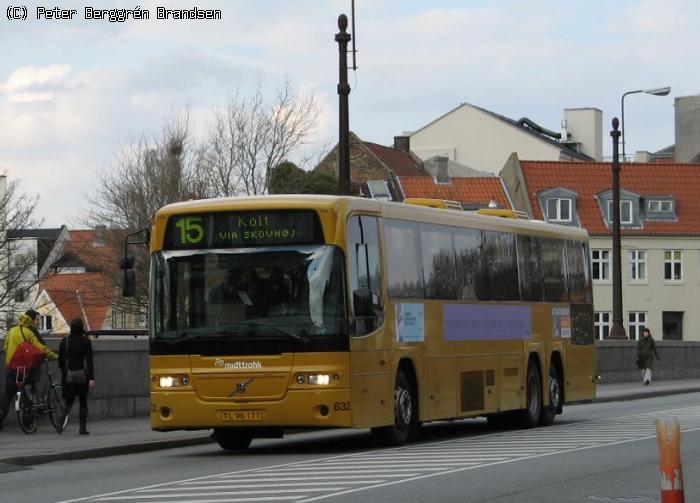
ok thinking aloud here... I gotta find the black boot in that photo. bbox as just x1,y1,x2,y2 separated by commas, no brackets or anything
79,406,89,435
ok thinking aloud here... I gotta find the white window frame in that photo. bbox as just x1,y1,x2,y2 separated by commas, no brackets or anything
546,198,572,223
628,249,647,282
607,200,633,224
664,250,683,282
594,311,611,340
591,249,610,281
628,311,647,341
648,200,673,212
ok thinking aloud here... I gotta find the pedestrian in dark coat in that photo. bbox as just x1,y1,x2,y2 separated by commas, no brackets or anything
58,318,95,434
636,327,660,385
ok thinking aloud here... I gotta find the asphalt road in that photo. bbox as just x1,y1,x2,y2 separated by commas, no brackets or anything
6,393,700,503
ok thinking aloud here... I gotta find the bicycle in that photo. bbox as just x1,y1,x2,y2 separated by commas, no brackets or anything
14,359,67,434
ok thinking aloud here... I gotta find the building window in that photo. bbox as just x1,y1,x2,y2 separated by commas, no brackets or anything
648,200,673,212
546,198,572,222
628,250,647,281
40,315,53,331
14,288,26,303
627,312,647,341
664,250,683,281
594,311,611,340
592,249,610,281
607,200,633,224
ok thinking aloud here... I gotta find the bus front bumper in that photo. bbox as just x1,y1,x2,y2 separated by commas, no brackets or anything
150,388,353,431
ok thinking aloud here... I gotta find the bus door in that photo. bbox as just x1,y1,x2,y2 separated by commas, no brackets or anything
347,215,392,428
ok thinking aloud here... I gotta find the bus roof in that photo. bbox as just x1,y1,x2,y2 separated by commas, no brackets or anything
154,194,588,241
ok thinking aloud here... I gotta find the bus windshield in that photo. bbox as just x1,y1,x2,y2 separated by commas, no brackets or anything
150,245,348,353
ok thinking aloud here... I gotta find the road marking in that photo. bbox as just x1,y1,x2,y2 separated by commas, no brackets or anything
60,405,700,503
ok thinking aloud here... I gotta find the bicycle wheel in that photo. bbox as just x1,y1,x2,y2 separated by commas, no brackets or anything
15,388,38,434
48,385,67,434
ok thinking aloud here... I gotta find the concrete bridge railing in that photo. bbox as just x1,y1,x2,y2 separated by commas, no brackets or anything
2,338,700,421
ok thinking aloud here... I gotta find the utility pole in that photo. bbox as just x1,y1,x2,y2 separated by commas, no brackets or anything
335,14,351,195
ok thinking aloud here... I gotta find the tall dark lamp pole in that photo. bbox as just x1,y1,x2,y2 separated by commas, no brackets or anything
608,118,627,340
620,86,671,162
335,14,351,195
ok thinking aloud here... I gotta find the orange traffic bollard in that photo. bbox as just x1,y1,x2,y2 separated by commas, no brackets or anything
656,418,684,503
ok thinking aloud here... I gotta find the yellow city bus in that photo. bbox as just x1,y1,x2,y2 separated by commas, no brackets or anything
146,195,596,450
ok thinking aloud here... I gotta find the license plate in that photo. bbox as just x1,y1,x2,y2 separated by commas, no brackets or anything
219,410,263,422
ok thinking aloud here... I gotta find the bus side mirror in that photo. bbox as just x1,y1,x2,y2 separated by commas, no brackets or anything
120,256,136,297
353,288,373,318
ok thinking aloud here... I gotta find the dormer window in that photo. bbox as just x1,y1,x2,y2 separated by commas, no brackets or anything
537,188,578,226
645,197,677,221
648,200,673,212
546,198,572,222
607,200,633,224
597,189,641,227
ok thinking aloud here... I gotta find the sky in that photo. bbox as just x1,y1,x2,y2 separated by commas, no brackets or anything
1,0,698,227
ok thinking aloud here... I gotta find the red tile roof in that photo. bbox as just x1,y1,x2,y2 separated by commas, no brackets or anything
363,142,429,177
40,272,113,331
399,176,512,209
61,229,120,273
520,161,700,236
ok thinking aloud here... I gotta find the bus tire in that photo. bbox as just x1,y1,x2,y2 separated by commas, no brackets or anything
517,362,542,428
371,370,418,446
539,362,562,426
213,429,253,451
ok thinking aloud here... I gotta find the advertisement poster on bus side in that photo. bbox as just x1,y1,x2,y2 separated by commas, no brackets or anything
552,306,571,338
395,303,425,343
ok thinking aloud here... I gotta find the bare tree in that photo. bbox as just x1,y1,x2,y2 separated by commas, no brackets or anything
89,113,207,230
200,79,319,196
86,113,208,313
0,173,44,327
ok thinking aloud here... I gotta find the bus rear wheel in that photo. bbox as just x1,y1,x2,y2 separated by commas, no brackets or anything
517,363,542,428
372,370,418,445
539,363,562,426
213,429,253,451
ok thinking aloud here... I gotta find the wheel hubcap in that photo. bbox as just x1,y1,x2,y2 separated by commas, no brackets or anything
395,387,412,425
549,375,561,410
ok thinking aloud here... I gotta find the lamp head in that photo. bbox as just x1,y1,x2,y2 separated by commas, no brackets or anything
643,86,671,96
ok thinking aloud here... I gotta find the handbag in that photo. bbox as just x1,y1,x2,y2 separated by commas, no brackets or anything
66,369,87,384
64,335,88,384
8,327,44,370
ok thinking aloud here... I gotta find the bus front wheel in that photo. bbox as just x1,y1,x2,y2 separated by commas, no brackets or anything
213,429,253,451
372,369,418,445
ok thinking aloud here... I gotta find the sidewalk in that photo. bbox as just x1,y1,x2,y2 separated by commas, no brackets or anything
2,379,700,467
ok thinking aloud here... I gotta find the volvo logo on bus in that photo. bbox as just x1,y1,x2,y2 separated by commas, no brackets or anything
214,359,262,369
229,377,256,397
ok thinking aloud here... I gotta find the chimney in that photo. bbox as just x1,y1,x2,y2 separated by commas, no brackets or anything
563,108,602,161
436,156,449,184
675,95,700,163
394,135,410,153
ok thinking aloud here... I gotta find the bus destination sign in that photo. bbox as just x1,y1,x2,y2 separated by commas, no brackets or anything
165,210,323,249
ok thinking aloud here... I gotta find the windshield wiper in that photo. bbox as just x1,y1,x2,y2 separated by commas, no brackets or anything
254,322,310,345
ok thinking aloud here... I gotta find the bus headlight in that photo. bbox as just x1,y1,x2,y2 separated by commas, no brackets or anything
308,374,330,386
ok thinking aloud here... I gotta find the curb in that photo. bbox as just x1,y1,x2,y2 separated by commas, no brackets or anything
592,386,700,404
1,435,213,467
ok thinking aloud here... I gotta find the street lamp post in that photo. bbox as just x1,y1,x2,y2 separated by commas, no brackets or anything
608,118,627,340
620,86,671,162
335,14,352,195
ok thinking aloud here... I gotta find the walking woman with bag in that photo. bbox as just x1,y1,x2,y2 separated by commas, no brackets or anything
58,318,95,434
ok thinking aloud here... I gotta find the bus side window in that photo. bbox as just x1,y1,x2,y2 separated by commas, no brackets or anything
347,215,384,336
